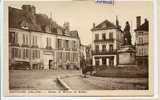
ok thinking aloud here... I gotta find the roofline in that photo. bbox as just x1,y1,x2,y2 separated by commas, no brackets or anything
134,29,149,32
9,27,80,39
91,27,123,32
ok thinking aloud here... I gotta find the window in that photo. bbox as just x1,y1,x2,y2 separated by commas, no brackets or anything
66,40,69,49
73,53,78,62
46,37,51,47
18,49,21,58
32,36,38,46
35,50,37,58
23,34,25,44
70,53,73,62
102,33,106,40
32,36,34,45
14,48,18,58
33,50,34,59
57,39,62,49
102,45,106,51
109,44,113,52
66,52,70,61
95,34,99,40
109,32,113,39
95,59,99,66
26,49,29,58
26,35,29,45
32,50,38,59
23,34,29,45
109,57,114,66
9,32,18,44
138,48,143,56
23,49,25,59
95,45,99,52
142,48,143,56
11,48,14,58
9,32,15,43
139,37,143,44
35,36,37,46
102,57,106,65
60,52,62,60
73,41,76,50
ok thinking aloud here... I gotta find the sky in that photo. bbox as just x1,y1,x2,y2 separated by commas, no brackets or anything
7,0,152,45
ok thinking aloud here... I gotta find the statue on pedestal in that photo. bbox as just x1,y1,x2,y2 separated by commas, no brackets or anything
123,21,132,45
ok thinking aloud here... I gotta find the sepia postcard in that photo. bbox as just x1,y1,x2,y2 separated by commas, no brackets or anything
2,0,154,97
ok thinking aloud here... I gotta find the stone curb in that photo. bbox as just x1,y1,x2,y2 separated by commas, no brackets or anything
57,76,71,90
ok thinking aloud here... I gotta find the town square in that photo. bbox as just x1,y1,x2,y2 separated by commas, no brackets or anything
8,1,150,91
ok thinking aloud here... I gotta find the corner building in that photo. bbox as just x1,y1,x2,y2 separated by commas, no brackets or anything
91,19,123,67
9,5,80,70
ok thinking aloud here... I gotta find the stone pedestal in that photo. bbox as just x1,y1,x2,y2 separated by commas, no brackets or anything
117,45,136,67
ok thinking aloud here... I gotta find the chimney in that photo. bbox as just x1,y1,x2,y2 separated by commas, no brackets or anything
22,5,36,14
30,5,36,14
22,5,30,12
93,23,95,28
63,22,70,34
136,16,141,29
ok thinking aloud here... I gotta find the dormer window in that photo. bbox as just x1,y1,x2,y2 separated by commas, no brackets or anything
20,20,29,29
21,26,29,29
102,23,106,28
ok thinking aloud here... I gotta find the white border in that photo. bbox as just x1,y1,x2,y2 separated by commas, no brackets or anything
1,0,159,100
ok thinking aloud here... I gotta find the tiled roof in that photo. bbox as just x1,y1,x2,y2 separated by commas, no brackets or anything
135,19,149,31
91,19,117,31
9,7,41,31
9,6,79,38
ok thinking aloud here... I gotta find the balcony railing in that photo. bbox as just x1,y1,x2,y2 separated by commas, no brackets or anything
46,46,52,50
9,43,20,47
31,45,39,48
57,47,63,50
94,39,114,42
65,48,70,51
92,50,117,55
72,48,77,51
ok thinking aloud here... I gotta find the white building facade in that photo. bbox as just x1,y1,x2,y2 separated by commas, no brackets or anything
9,5,80,70
91,20,123,67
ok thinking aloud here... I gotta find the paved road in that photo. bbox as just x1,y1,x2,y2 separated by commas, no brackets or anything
9,70,81,90
9,70,148,90
62,75,148,90
63,76,104,90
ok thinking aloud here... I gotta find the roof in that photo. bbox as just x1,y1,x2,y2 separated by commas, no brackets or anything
9,7,41,31
91,19,118,31
70,30,80,38
135,19,149,31
9,6,79,39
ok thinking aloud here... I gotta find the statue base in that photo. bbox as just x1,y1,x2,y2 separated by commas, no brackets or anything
117,45,136,67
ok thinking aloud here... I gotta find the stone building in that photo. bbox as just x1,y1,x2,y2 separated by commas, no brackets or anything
9,5,80,70
134,16,149,66
91,18,123,67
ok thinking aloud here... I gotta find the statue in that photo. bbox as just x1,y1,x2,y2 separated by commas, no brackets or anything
123,21,132,45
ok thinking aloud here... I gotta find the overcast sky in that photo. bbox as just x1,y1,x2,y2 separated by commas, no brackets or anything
7,1,152,45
